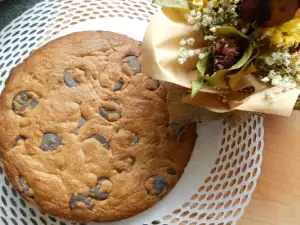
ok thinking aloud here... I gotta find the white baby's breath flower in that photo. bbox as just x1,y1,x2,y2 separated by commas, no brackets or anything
283,52,291,59
272,52,278,58
285,67,293,73
190,9,197,17
268,70,277,79
229,7,236,14
180,52,188,59
194,49,202,55
179,48,188,59
283,59,291,66
193,23,201,31
283,76,290,82
180,39,187,46
265,57,275,66
188,17,196,25
207,1,215,8
204,35,215,41
241,28,247,34
261,77,270,83
218,8,224,13
273,75,283,81
196,0,241,31
179,47,186,53
296,61,300,71
210,27,217,32
195,15,202,20
271,78,280,86
177,57,186,65
201,15,212,26
186,38,195,46
199,52,207,59
203,8,210,14
187,50,194,57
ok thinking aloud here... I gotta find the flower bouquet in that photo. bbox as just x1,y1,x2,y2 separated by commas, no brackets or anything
142,0,300,123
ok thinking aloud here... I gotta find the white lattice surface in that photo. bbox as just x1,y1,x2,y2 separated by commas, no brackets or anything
0,1,264,225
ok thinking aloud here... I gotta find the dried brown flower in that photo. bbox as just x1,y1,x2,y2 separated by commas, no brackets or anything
212,38,241,71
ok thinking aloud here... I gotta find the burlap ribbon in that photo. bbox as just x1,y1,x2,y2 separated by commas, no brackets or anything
167,82,258,126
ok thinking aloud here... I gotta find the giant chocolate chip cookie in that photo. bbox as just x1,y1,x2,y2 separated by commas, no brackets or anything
0,31,196,222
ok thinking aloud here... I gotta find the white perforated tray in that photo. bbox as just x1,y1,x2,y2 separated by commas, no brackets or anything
0,1,264,225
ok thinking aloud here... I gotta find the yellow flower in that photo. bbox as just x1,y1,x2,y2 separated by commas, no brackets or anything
261,18,300,48
190,0,209,11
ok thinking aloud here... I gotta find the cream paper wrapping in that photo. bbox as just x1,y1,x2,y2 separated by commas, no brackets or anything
142,9,300,117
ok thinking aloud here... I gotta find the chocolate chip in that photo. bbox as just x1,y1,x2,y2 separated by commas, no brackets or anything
63,70,79,87
123,56,141,74
14,136,26,147
121,156,135,169
168,123,185,137
93,192,109,201
90,178,112,201
99,108,110,120
12,91,39,115
70,195,94,210
113,81,124,91
152,175,168,194
131,135,140,145
167,168,176,176
90,134,110,149
147,79,161,91
19,176,33,198
18,93,29,104
154,80,160,89
74,117,86,135
100,108,121,122
30,100,38,108
146,175,168,196
40,133,62,151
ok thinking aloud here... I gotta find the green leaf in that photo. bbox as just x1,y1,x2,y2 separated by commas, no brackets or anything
215,26,250,40
294,102,300,110
191,78,204,98
196,53,211,76
205,69,230,89
228,62,257,90
153,0,190,10
231,41,253,70
206,39,254,89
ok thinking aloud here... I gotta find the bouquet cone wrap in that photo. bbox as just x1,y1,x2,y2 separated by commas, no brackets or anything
142,9,300,118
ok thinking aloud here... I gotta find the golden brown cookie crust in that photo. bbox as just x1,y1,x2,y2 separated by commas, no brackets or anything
0,31,196,222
